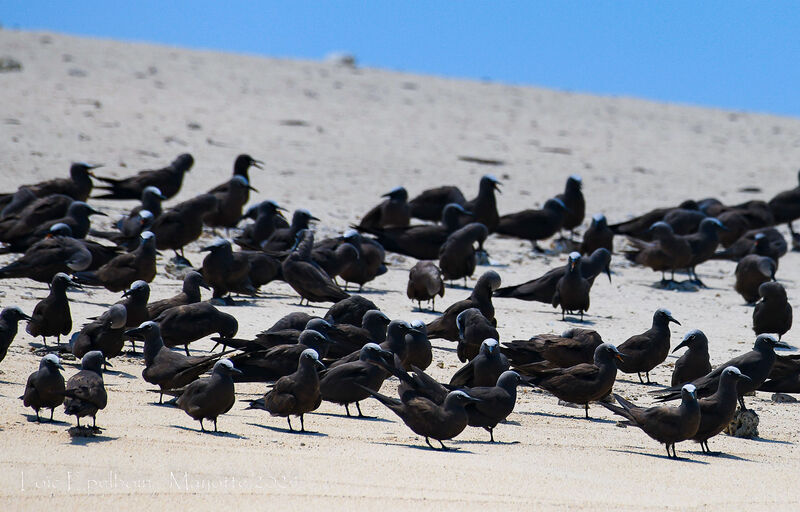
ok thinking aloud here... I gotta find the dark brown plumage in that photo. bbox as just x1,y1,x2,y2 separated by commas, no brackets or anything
204,175,257,229
496,198,568,251
734,254,776,304
616,308,680,384
281,230,349,305
455,308,498,363
0,306,31,363
670,329,712,387
438,222,489,285
692,367,751,453
73,231,157,292
26,273,79,346
407,261,445,311
580,214,614,255
503,328,603,368
426,270,501,341
601,384,700,459
324,295,379,327
116,280,151,328
200,238,254,299
149,193,219,257
461,175,501,233
319,343,394,417
70,304,127,359
753,281,792,340
357,186,410,230
408,185,467,222
63,350,109,429
174,358,241,432
623,222,692,282
0,193,73,242
767,169,800,234
556,175,584,238
21,354,65,422
552,252,591,321
153,302,238,356
92,153,194,200
449,339,509,388
147,271,208,319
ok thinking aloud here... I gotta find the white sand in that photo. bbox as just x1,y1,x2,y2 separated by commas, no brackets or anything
1,30,800,510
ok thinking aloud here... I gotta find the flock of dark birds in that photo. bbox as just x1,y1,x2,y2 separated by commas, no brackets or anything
4,151,800,460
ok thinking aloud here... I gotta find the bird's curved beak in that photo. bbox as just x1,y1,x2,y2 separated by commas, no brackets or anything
232,367,243,375
315,359,326,371
199,279,211,290
20,313,32,321
739,374,753,384
605,265,612,283
668,316,681,326
124,327,144,339
672,339,690,353
90,208,107,217
466,394,483,403
310,215,321,222
57,363,65,370
615,352,627,361
104,360,113,368
252,159,264,169
247,185,259,193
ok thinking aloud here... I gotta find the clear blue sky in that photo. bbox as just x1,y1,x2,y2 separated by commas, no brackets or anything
3,1,799,117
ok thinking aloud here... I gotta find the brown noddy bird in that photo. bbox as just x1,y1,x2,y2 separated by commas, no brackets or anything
0,223,92,283
407,260,445,311
0,306,31,363
623,222,692,283
712,228,787,263
767,169,800,235
282,230,349,305
261,209,319,252
150,193,219,258
608,199,700,237
580,213,614,255
653,334,778,410
496,197,568,251
172,358,242,432
3,201,107,252
0,162,98,205
450,339,509,388
404,320,433,371
426,270,501,341
601,384,700,459
125,321,231,403
734,254,776,304
208,154,263,192
759,354,800,393
455,308,499,363
552,252,591,321
230,329,330,382
212,318,331,354
319,342,395,417
502,328,603,368
204,175,258,230
327,320,417,369
73,231,158,292
70,304,128,360
670,329,712,387
92,153,194,200
116,280,151,329
438,222,489,285
357,186,410,230
324,295,379,327
312,241,360,284
324,310,390,359
692,367,752,453
21,353,65,422
153,302,238,356
234,200,288,250
556,175,584,239
200,238,254,300
753,281,792,340
683,217,727,286
494,248,611,302
616,308,680,384
461,175,502,233
363,386,481,450
63,350,109,429
247,348,325,432
26,272,80,346
524,343,625,419
354,203,473,260
92,209,155,250
408,185,467,222
1,186,36,218
0,193,73,241
147,271,208,319
334,232,388,292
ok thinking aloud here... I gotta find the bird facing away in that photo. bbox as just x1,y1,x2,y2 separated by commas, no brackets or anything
503,328,603,369
601,384,700,459
173,358,242,432
250,348,326,432
426,270,502,341
581,213,614,255
407,260,445,311
146,271,208,319
552,252,591,321
319,343,395,417
496,197,568,251
21,354,65,422
153,302,238,356
357,186,410,230
63,350,109,429
735,255,777,304
752,281,792,340
616,308,681,384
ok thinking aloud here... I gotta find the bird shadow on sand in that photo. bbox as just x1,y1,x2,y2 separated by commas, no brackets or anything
411,307,442,316
247,422,328,437
518,410,617,424
433,345,458,354
560,316,596,325
746,436,793,445
170,424,247,439
689,450,752,462
456,439,521,446
68,429,118,445
310,411,393,423
22,414,70,426
444,283,473,291
344,288,392,296
373,440,475,454
609,448,709,464
103,369,137,379
617,378,665,387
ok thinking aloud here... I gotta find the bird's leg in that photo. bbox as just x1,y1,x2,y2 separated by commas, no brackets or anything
343,282,348,291
287,416,294,431
42,336,48,348
561,310,565,321
358,284,363,292
35,410,40,423
637,373,645,384
431,297,436,312
200,419,206,432
671,444,677,459
738,396,747,411
438,440,450,451
584,403,590,419
184,345,190,356
425,437,435,450
789,222,797,236
300,414,305,432
159,392,163,405
462,278,467,288
213,419,218,432
344,403,351,417
355,401,366,417
92,415,97,429
57,335,61,346
418,300,422,311
76,417,81,428
646,372,651,384
580,310,584,322
487,427,495,443
49,409,54,421
129,340,137,354
666,444,672,458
